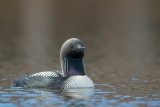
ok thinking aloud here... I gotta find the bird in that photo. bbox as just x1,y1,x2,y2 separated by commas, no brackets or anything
13,38,94,89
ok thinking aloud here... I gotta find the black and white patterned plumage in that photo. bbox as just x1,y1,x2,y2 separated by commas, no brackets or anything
13,38,94,89
13,71,65,88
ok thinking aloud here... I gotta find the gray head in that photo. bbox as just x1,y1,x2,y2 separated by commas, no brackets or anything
60,38,86,77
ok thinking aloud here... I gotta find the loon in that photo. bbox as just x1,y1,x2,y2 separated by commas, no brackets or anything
13,38,94,89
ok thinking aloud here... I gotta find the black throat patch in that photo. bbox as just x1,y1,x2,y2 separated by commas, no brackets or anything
67,58,85,77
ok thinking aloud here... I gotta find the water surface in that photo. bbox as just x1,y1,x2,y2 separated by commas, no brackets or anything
0,0,160,106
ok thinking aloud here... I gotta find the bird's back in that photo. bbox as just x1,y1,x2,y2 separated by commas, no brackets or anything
13,71,65,89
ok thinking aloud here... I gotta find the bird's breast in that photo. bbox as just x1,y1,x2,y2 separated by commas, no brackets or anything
62,75,94,89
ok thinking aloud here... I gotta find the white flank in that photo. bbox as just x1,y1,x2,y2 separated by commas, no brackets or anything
63,75,94,89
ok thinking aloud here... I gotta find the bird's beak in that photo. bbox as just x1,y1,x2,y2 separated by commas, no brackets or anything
77,47,86,51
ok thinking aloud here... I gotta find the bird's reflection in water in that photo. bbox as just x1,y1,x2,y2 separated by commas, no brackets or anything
61,88,94,106
26,87,94,106
62,88,94,100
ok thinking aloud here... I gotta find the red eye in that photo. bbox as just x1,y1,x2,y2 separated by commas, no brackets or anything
70,45,76,51
70,45,74,49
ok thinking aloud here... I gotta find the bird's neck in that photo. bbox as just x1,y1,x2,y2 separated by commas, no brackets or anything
66,58,85,77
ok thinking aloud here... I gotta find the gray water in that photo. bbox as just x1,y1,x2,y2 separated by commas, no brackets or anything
0,0,160,107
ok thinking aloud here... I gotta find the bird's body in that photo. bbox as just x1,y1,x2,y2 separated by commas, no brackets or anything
13,71,65,89
13,38,94,89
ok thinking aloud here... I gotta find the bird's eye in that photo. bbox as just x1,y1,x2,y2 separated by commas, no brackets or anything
70,45,74,49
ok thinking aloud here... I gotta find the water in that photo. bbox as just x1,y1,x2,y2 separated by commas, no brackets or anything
0,0,160,106
0,84,159,107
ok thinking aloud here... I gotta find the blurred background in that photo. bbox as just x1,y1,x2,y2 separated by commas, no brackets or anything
0,0,160,102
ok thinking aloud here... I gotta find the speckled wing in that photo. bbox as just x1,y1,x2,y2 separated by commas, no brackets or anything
13,71,65,89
